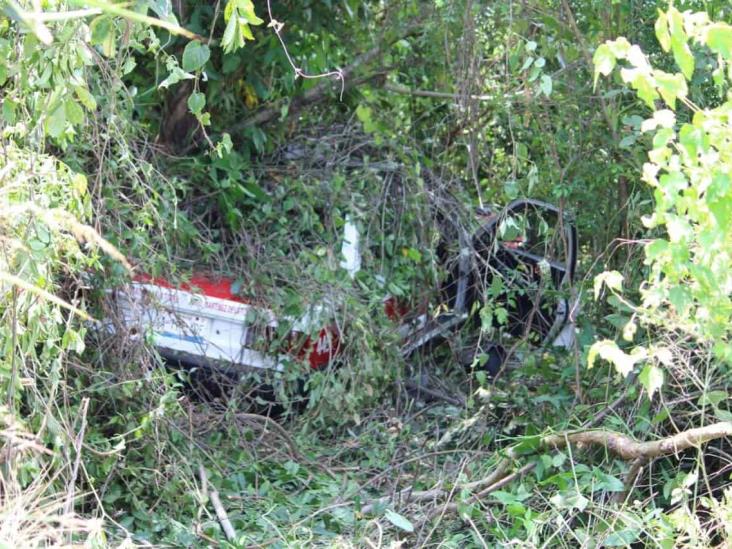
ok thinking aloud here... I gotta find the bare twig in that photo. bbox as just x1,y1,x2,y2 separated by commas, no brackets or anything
64,398,90,515
266,0,344,96
428,462,537,519
360,484,445,515
403,379,465,407
383,82,494,102
231,20,423,130
581,372,638,428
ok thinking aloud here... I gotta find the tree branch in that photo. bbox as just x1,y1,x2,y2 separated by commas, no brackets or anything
357,422,732,517
541,422,732,461
230,20,424,131
383,82,494,102
199,464,237,543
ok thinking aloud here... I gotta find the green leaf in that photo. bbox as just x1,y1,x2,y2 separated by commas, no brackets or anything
667,8,693,79
645,239,669,260
594,271,623,300
714,408,732,422
618,135,636,149
215,133,234,158
654,71,687,110
639,364,664,399
90,16,112,48
45,103,67,138
607,37,632,58
596,472,625,492
698,390,728,407
240,22,255,41
2,98,17,124
706,24,732,60
356,104,376,133
605,529,640,547
550,489,589,511
679,123,706,159
655,11,671,51
592,43,615,87
623,69,659,108
65,100,84,125
384,509,414,533
242,180,269,201
159,67,195,89
588,340,645,377
89,15,117,57
668,286,692,314
540,74,552,96
222,15,241,54
239,0,263,25
182,41,210,72
73,85,97,111
187,92,206,115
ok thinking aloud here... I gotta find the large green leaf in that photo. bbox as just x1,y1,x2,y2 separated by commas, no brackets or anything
182,41,210,72
639,363,664,399
45,103,67,138
187,92,205,115
706,23,732,59
592,43,615,87
384,509,414,532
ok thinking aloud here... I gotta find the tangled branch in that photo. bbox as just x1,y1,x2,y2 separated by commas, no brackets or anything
360,422,732,518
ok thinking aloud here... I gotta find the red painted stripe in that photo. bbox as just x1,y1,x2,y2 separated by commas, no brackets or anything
133,273,251,303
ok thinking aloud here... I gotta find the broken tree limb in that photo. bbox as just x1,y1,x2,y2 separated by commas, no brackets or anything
616,457,647,504
540,422,732,461
199,465,237,543
427,462,537,520
357,422,732,518
359,484,445,515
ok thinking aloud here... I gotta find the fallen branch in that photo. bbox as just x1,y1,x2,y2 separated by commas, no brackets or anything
199,465,237,543
360,484,444,515
616,457,647,504
403,379,465,408
357,422,732,517
234,412,302,462
541,422,732,461
427,462,537,519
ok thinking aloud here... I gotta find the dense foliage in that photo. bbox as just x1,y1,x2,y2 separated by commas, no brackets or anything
1,0,732,547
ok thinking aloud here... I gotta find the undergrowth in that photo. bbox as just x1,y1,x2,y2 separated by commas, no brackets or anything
1,1,732,547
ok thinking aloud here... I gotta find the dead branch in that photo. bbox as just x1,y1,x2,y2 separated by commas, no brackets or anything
427,462,537,519
541,422,732,461
403,379,465,407
199,465,237,543
616,457,647,504
234,412,302,461
359,484,445,515
357,422,732,518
